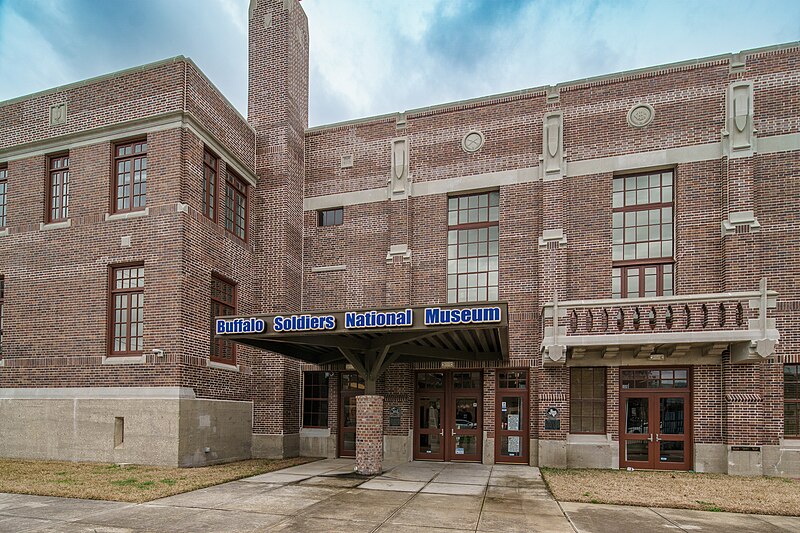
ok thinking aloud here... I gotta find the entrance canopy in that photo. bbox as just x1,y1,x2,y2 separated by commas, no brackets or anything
216,303,509,393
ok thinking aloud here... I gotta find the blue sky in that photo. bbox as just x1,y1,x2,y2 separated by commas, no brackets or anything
0,0,798,126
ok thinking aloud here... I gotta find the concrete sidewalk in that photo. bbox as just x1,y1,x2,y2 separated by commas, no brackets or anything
0,459,798,532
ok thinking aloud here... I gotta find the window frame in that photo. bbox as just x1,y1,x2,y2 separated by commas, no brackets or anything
612,169,675,298
785,364,800,438
210,274,236,365
107,263,145,357
224,170,248,241
111,139,148,214
0,163,8,228
447,190,500,303
570,367,607,435
318,207,343,227
202,148,218,222
46,153,70,223
302,371,330,428
0,275,5,353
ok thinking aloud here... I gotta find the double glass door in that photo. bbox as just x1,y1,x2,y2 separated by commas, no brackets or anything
620,368,691,470
415,371,482,462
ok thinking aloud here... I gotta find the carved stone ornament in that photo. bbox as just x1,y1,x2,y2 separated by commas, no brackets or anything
49,103,67,126
461,130,484,153
724,81,756,158
627,103,655,128
540,111,565,180
388,137,409,198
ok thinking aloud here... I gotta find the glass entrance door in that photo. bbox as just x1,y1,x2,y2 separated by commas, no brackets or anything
495,370,529,464
620,368,691,470
414,371,483,462
338,372,364,457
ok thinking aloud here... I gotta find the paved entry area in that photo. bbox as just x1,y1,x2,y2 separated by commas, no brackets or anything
2,459,800,532
0,459,572,532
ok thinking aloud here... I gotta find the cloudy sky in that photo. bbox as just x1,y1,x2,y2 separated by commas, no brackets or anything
0,0,798,126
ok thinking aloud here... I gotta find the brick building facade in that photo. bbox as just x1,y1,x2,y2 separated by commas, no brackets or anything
1,0,798,475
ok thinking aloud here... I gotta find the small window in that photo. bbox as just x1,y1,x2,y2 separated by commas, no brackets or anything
47,154,70,222
303,371,330,427
113,140,147,213
785,365,800,437
109,265,145,355
318,207,343,227
0,164,8,228
498,370,527,389
224,171,248,241
570,368,606,434
210,276,236,364
202,149,218,221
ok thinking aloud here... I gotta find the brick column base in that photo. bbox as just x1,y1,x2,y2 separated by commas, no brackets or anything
356,394,384,475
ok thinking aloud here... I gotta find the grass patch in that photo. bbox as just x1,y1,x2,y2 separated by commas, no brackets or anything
0,457,318,503
541,467,800,516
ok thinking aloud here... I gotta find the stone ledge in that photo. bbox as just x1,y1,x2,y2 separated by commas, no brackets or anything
207,360,240,372
39,219,72,231
105,208,150,222
102,354,146,365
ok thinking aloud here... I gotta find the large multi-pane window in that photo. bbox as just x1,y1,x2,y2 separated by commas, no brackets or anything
113,140,147,213
0,164,7,228
210,276,236,364
0,276,5,353
109,265,144,355
202,149,218,221
225,171,248,241
785,365,800,437
447,191,499,303
612,170,674,298
570,368,606,434
47,154,70,222
302,371,330,428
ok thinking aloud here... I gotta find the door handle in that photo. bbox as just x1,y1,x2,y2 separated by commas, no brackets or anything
647,434,654,442
451,428,456,436
439,428,444,436
656,434,662,442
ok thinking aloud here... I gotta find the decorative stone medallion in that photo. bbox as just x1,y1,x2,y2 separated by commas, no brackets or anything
49,103,67,126
461,130,485,153
627,103,655,128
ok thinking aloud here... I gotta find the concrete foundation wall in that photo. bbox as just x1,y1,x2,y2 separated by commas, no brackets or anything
252,433,300,459
565,435,618,469
178,399,253,467
538,439,567,468
694,443,727,473
384,432,412,464
762,442,800,477
0,396,252,466
299,428,336,458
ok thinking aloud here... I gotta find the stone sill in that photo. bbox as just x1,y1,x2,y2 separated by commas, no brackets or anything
0,228,8,237
102,354,146,365
567,433,612,444
39,219,72,231
105,208,149,222
780,438,800,450
300,427,331,437
207,360,240,372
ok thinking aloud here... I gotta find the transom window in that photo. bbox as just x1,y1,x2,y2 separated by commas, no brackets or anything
621,369,688,389
0,164,7,228
225,171,247,241
202,150,218,221
47,154,70,222
785,365,800,437
210,276,236,364
318,207,343,227
113,140,147,213
570,368,606,434
447,191,499,303
612,170,674,298
109,265,144,355
498,371,527,389
303,371,330,428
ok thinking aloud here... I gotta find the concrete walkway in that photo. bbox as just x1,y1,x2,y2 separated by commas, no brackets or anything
0,459,799,532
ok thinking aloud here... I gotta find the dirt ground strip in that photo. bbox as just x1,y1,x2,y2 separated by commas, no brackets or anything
0,457,317,503
541,467,800,516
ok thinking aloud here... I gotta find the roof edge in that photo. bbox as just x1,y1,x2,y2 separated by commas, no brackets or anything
306,40,800,134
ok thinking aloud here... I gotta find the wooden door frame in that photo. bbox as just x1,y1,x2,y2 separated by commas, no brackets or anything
337,372,364,458
495,369,529,464
413,370,484,462
618,367,693,470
